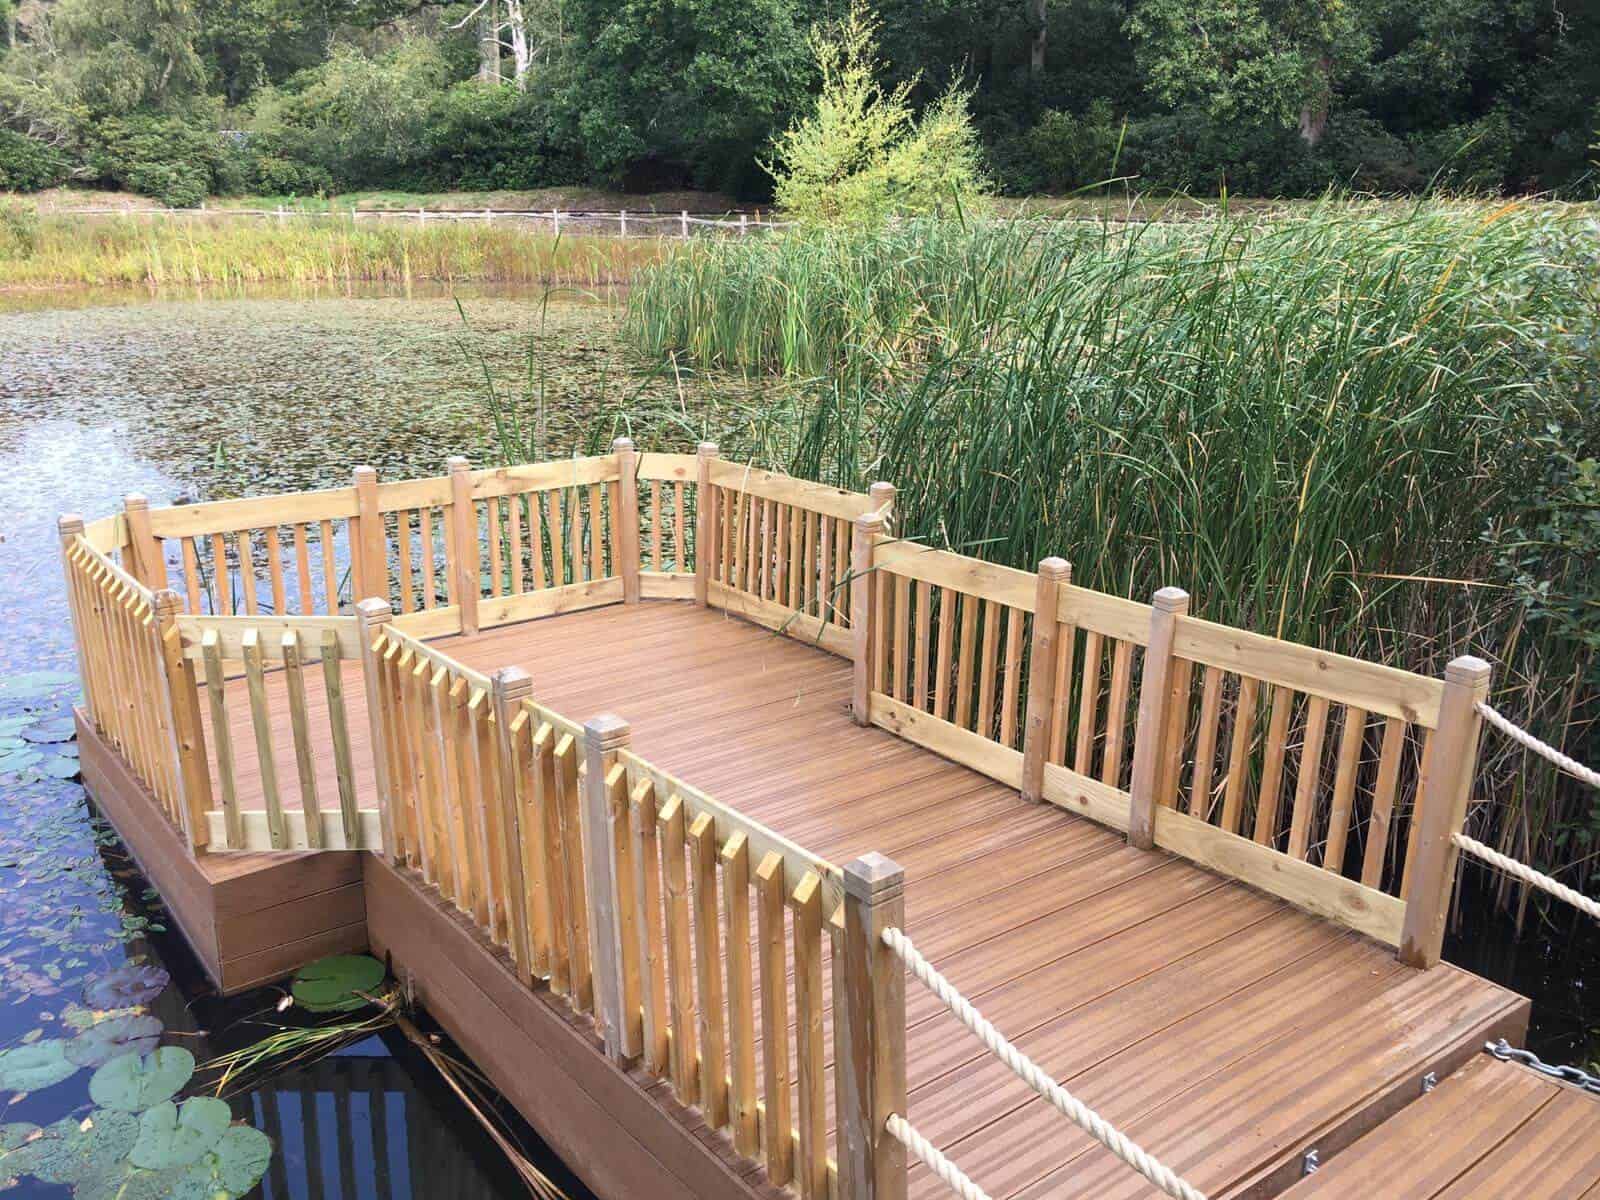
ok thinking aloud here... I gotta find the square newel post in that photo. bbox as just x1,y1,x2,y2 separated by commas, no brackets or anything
58,515,94,725
355,598,399,863
584,714,642,1063
1400,655,1492,969
352,466,385,609
1128,587,1190,850
612,437,641,604
492,668,536,985
868,481,897,531
447,457,480,635
694,441,719,606
838,853,907,1200
122,494,165,591
851,508,887,726
1021,557,1072,803
151,588,213,852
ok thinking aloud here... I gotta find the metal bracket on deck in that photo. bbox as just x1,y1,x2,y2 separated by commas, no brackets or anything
1422,1071,1438,1094
1302,1148,1320,1176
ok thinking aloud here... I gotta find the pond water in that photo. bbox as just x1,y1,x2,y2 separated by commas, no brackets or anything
0,283,1593,1198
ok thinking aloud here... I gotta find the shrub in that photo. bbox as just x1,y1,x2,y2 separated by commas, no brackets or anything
1004,101,1124,193
0,129,69,191
0,201,41,257
249,153,332,197
1122,110,1329,195
1411,108,1515,194
85,110,228,204
1319,111,1421,193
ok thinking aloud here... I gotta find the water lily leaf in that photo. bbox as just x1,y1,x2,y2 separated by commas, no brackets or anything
129,1098,231,1170
23,719,76,744
0,749,41,775
89,1048,194,1112
0,672,77,701
39,755,82,780
66,1015,164,1068
71,1162,187,1200
291,954,386,1013
0,1039,75,1092
6,1111,139,1184
83,964,170,1010
172,1124,272,1199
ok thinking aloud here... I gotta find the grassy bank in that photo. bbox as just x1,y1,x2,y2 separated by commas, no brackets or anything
0,209,672,289
626,201,1600,887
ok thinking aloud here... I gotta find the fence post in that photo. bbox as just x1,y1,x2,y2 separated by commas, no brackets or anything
58,515,95,724
122,494,165,590
584,714,641,1063
612,437,641,604
355,598,399,863
493,668,536,985
1400,655,1492,969
352,466,385,608
694,442,719,607
619,209,627,237
838,853,907,1200
680,210,689,238
1128,587,1190,851
851,509,887,726
151,589,213,852
1021,558,1072,803
448,456,480,635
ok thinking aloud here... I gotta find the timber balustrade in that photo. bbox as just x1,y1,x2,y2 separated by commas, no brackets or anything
58,444,1498,1200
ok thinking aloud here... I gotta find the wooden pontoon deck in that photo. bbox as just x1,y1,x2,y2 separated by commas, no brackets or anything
197,601,1529,1200
66,446,1591,1200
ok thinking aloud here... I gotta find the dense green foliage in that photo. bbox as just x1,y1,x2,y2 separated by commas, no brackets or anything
0,0,1595,203
626,203,1600,874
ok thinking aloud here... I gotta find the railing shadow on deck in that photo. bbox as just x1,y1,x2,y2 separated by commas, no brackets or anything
56,439,1496,1200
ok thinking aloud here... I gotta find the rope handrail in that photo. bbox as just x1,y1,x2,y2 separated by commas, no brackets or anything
881,926,1208,1200
1476,700,1600,791
886,1114,992,1200
1451,833,1600,921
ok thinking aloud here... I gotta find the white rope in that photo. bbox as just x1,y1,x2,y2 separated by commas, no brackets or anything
1476,701,1600,791
885,1114,992,1200
1451,833,1600,921
881,927,1207,1200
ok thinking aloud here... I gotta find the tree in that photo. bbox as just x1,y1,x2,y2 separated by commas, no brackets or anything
1125,0,1369,146
558,0,808,192
766,1,988,225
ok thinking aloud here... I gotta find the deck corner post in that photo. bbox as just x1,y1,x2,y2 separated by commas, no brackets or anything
850,509,887,726
1021,557,1072,803
122,493,165,590
612,437,641,604
1128,586,1190,851
868,481,897,532
838,853,907,1200
492,667,536,985
583,713,642,1063
694,441,719,607
352,466,385,610
150,588,213,852
447,456,480,635
1400,655,1492,969
355,597,400,863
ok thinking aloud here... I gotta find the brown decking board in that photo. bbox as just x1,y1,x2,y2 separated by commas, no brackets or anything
194,600,1528,1199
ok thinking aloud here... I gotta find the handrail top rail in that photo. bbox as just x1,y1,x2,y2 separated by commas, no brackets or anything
706,459,876,522
175,612,361,661
69,533,155,607
378,623,495,695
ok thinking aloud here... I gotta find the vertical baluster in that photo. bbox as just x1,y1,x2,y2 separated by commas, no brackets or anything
722,833,759,1154
418,507,436,609
755,851,793,1185
791,871,827,1200
292,524,312,613
1287,696,1331,859
999,605,1025,749
493,671,537,982
241,628,285,849
396,510,415,613
1324,705,1366,872
1100,639,1134,787
267,527,287,614
319,519,339,613
658,795,697,1100
201,630,241,848
630,777,669,1073
690,811,728,1126
1252,684,1294,844
1188,666,1225,819
282,629,323,848
1221,675,1260,834
554,734,592,1010
975,600,1001,739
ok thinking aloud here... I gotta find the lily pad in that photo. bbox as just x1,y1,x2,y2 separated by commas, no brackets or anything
0,748,42,775
0,671,77,701
291,954,386,1013
5,1111,139,1184
129,1098,231,1170
23,718,76,744
0,1038,76,1092
177,1124,272,1198
40,755,82,780
89,1048,194,1113
72,1162,187,1200
66,1015,164,1068
83,964,170,1010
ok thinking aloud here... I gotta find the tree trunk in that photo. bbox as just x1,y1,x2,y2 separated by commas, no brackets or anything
505,0,532,89
1297,53,1332,147
478,0,501,83
1029,0,1046,75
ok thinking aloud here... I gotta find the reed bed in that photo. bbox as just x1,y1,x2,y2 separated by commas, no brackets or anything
627,201,1600,894
0,211,671,288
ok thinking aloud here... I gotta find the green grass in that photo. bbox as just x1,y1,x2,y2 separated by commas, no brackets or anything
625,199,1600,886
0,210,674,288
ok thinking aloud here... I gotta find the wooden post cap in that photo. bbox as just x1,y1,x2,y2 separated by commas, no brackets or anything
855,509,886,533
151,588,184,617
697,441,719,456
612,436,636,452
843,852,905,902
1444,655,1492,686
1152,586,1190,612
354,597,393,623
447,455,470,472
352,464,376,482
584,713,631,752
493,665,534,700
123,493,149,510
1037,556,1071,581
58,514,85,540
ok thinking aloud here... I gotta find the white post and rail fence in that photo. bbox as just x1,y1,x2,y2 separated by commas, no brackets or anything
47,206,792,237
55,445,1599,1200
